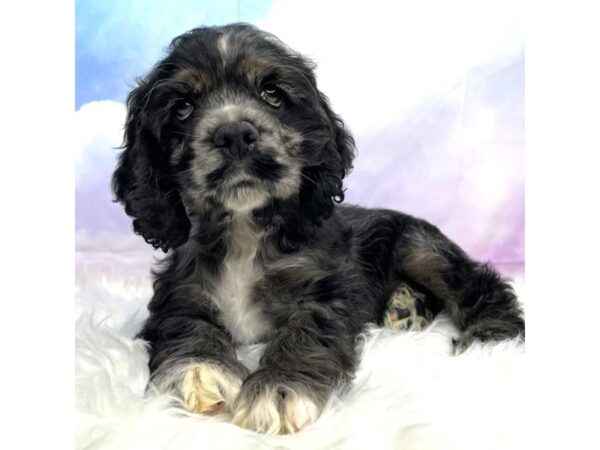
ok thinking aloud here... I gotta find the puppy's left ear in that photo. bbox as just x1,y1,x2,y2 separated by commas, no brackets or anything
300,92,356,224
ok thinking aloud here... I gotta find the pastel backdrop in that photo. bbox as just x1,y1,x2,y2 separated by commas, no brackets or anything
76,0,524,285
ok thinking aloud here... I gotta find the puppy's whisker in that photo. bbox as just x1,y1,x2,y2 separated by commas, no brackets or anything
298,172,317,186
139,79,170,114
170,131,198,139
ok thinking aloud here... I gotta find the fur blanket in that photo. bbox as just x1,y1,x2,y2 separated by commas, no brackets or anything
75,275,525,450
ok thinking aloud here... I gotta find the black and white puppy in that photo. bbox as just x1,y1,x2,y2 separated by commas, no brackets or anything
113,23,524,434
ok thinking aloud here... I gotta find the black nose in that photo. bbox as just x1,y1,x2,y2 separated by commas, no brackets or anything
212,121,259,159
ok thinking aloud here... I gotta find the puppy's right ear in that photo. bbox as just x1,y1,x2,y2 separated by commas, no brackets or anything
112,81,190,252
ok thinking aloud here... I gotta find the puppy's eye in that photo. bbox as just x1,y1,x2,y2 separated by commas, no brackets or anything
175,101,194,121
260,85,284,108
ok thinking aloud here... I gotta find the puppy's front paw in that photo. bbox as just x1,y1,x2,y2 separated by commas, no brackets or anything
232,373,321,434
180,362,243,415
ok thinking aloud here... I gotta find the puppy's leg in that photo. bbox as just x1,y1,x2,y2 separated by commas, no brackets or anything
232,299,357,434
396,219,524,352
142,313,248,415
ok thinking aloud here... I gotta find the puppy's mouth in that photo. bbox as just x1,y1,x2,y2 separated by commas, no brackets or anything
224,171,262,190
217,151,286,186
216,168,271,212
230,178,257,188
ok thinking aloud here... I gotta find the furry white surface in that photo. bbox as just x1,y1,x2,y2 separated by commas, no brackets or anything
76,276,525,450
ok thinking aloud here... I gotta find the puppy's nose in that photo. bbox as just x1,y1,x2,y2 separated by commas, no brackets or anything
212,121,259,159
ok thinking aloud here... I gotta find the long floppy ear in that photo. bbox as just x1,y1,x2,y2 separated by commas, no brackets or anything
300,91,356,224
112,81,190,252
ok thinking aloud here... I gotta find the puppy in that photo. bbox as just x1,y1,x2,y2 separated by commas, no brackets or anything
112,23,524,434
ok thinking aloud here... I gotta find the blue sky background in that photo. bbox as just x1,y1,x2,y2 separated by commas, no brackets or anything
76,0,273,108
76,0,524,280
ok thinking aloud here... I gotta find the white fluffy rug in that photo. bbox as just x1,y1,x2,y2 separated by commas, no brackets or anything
75,275,525,450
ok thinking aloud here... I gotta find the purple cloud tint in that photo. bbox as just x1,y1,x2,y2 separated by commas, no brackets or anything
344,55,524,270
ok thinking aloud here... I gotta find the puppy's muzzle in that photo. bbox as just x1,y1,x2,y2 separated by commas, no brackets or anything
213,121,259,160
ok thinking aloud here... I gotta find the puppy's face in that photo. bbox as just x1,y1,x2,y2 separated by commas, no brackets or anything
166,28,313,213
113,24,355,251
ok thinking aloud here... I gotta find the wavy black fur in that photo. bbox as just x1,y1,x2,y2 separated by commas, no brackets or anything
112,23,524,432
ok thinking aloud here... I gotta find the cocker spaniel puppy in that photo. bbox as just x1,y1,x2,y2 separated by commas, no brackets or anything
112,23,524,434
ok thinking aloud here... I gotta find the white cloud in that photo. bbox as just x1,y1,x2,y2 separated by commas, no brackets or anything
75,100,126,188
75,100,133,238
258,0,523,134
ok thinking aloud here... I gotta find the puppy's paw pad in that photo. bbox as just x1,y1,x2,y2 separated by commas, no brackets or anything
181,362,242,415
232,384,320,434
384,283,433,331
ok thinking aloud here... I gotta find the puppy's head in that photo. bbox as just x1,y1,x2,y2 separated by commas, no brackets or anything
113,23,355,251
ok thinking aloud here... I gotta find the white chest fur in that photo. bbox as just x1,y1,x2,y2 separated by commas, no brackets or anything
211,214,272,344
